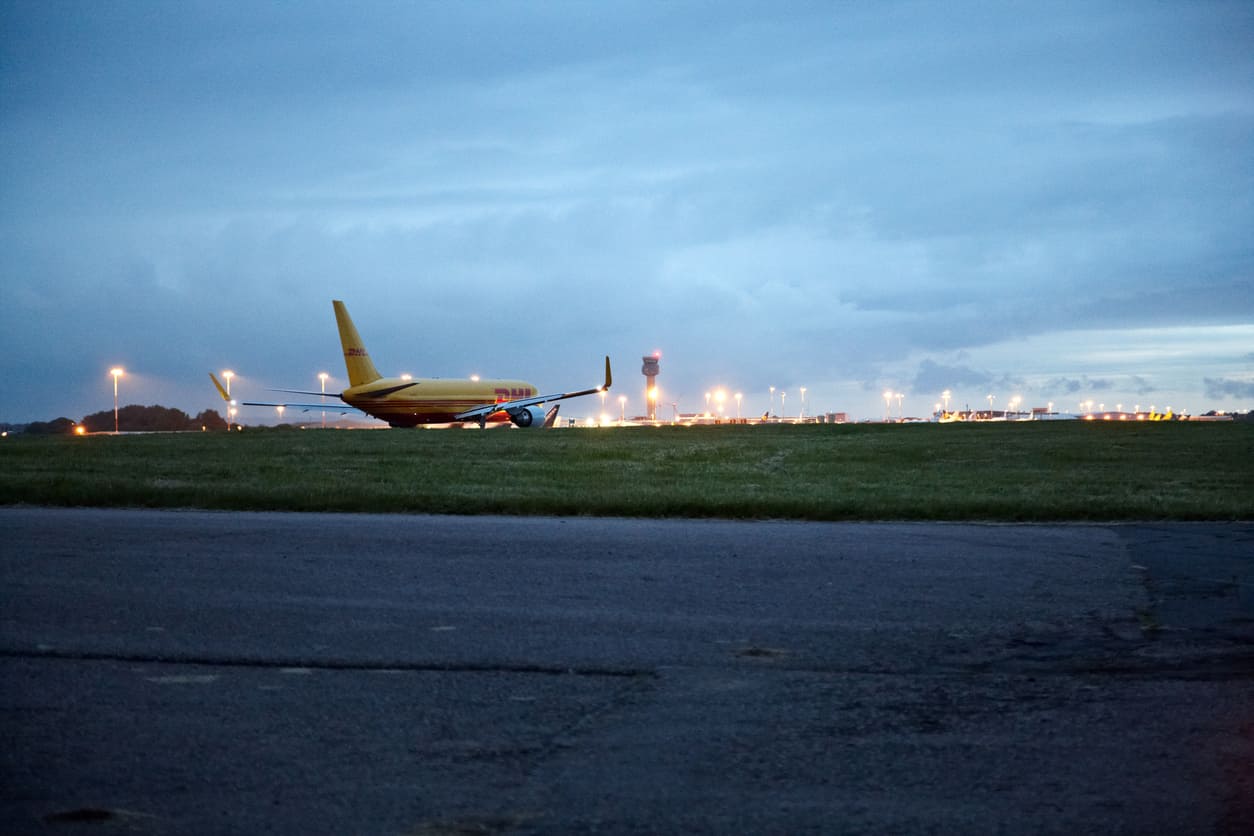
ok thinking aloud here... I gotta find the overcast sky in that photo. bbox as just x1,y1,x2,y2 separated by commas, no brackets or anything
2,0,1251,424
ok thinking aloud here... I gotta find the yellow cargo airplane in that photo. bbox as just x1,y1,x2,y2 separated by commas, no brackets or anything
211,300,611,428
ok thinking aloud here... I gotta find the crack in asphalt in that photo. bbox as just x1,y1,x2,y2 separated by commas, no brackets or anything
0,647,654,679
7,645,1250,683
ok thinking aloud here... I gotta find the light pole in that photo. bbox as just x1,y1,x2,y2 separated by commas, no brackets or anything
942,389,951,414
715,389,726,418
799,387,807,421
619,395,627,423
704,391,711,417
769,386,775,419
228,406,237,431
110,368,124,433
986,394,995,418
883,390,893,422
780,391,787,420
895,392,904,420
600,389,607,424
319,372,329,428
735,392,742,420
221,370,235,431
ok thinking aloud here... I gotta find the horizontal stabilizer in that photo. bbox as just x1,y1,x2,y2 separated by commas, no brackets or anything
237,399,360,414
356,381,421,399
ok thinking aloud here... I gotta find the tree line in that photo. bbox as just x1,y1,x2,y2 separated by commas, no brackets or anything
18,405,228,435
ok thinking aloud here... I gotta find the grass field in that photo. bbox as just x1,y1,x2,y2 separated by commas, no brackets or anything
1,422,1250,521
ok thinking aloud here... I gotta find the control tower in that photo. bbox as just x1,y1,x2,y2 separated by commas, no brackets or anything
641,353,660,422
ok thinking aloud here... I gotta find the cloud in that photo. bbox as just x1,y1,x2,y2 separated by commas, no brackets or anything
1203,377,1254,400
1040,376,1116,395
1037,374,1160,398
910,360,993,394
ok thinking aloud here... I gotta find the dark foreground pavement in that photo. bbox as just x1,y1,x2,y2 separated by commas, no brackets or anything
1,508,1251,835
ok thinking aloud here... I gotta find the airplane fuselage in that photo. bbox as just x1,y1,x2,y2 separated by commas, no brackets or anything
342,377,537,427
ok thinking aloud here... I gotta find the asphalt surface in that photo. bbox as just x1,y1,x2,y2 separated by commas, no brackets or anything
2,508,1251,835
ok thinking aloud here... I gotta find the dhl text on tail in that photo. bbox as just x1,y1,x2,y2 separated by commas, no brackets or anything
211,300,611,428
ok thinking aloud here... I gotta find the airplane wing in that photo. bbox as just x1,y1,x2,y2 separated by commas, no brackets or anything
239,400,358,414
208,373,361,414
453,356,611,423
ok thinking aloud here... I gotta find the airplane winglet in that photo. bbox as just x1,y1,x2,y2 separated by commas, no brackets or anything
603,356,612,391
209,373,234,403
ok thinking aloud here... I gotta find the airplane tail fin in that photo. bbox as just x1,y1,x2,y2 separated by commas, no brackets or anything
333,300,383,387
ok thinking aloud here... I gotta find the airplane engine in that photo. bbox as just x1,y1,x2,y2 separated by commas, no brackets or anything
509,404,548,428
